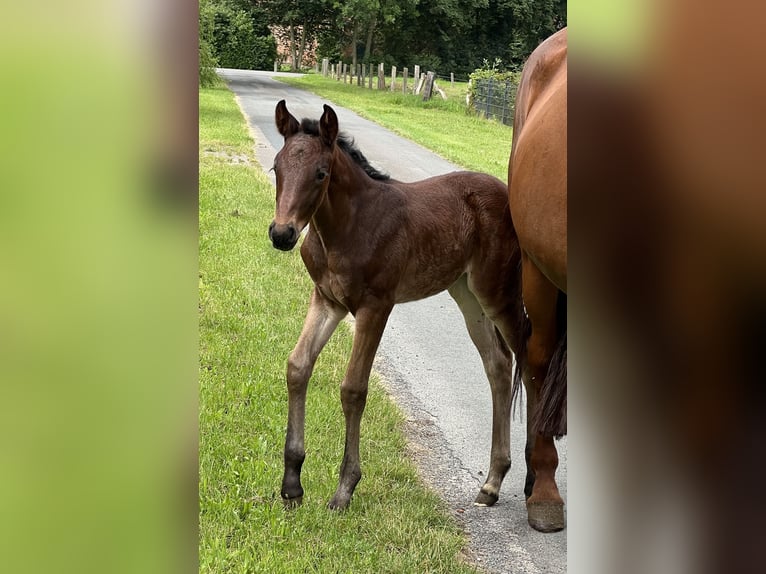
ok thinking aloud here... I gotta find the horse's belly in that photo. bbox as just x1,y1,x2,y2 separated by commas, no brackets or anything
510,86,567,291
394,266,464,303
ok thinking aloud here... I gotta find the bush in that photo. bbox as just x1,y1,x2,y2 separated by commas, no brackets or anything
212,5,277,70
412,52,442,75
199,41,220,87
466,59,520,125
199,0,220,86
467,59,519,111
249,35,278,70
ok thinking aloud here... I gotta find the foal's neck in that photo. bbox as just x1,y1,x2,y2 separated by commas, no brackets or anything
311,146,379,242
330,145,377,198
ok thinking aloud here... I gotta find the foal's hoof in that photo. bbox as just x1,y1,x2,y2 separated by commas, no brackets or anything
526,500,565,532
473,489,499,507
327,499,350,511
281,495,303,509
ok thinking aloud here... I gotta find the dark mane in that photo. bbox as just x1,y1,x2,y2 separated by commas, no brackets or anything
300,118,390,181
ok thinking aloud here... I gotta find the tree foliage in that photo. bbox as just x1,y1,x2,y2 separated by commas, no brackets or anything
313,0,565,75
204,0,278,71
199,0,220,86
198,0,566,76
257,0,329,70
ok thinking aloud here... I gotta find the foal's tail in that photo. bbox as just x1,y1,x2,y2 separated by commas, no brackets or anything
512,292,567,439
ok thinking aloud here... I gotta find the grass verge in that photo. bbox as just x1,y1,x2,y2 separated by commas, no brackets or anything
199,84,478,574
278,74,513,180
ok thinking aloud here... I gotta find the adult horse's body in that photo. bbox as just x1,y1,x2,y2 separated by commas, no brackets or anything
269,100,528,514
508,27,567,531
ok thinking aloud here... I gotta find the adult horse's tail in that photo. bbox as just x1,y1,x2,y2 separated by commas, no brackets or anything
537,293,566,437
512,292,567,438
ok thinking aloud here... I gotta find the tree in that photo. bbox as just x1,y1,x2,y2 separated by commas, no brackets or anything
258,0,330,70
320,0,418,67
503,0,565,69
251,0,566,75
372,0,485,73
334,0,375,68
374,0,565,75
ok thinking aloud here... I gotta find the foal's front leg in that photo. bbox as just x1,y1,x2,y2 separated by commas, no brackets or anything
328,301,393,510
282,287,346,507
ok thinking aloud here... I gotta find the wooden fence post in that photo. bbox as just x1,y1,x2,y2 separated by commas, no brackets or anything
414,65,420,86
422,71,435,101
368,64,373,88
322,58,329,76
434,80,447,100
402,67,408,94
450,72,454,87
502,81,510,124
486,78,494,116
377,63,385,90
390,66,396,91
414,75,425,95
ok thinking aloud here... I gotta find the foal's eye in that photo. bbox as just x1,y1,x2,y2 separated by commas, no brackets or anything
316,170,327,182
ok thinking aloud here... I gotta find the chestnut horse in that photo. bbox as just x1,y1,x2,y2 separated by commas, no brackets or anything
508,27,568,531
269,100,532,514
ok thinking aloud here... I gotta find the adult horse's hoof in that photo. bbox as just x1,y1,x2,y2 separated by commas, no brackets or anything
527,500,565,532
473,489,499,507
281,494,303,509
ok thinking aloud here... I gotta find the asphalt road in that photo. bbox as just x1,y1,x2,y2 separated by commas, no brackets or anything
218,68,567,574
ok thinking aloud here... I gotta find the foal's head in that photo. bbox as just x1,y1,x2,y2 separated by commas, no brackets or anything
268,100,338,251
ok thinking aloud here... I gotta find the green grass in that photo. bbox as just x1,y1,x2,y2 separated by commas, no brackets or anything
199,84,478,574
278,74,513,180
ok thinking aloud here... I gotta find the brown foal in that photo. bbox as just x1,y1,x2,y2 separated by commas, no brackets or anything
269,100,531,514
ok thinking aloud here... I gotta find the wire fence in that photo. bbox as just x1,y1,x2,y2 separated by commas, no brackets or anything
473,78,517,127
317,59,517,128
435,72,470,84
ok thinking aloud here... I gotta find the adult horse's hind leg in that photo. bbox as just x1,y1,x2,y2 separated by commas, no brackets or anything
282,287,347,507
524,388,538,499
328,299,393,510
521,255,565,532
448,275,514,507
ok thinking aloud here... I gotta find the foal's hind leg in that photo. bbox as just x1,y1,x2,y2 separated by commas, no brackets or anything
282,287,347,507
521,255,565,532
448,276,514,507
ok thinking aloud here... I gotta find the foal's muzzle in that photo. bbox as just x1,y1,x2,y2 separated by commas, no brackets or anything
269,221,299,251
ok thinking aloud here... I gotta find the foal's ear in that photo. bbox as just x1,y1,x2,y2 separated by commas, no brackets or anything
319,104,339,147
275,100,300,139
